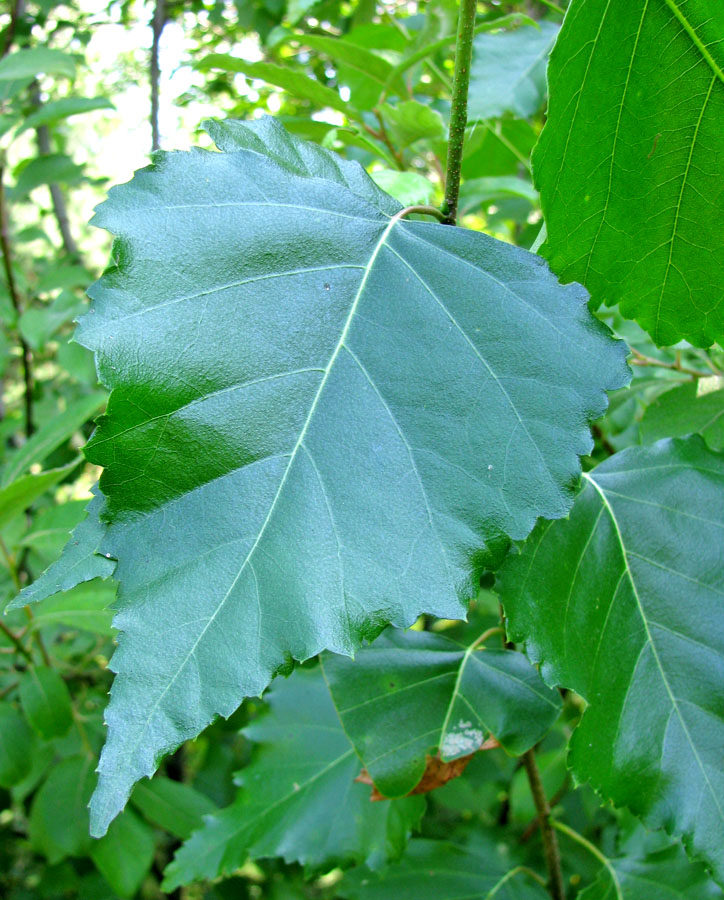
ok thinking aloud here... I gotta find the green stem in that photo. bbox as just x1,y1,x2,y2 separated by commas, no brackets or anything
522,749,566,900
0,619,32,663
397,205,449,223
442,0,477,225
552,820,622,898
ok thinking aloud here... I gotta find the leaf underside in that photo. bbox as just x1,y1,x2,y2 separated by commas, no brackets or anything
535,0,724,347
500,436,724,883
76,117,628,834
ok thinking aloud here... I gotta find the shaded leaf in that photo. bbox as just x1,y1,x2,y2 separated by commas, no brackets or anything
11,492,115,609
324,629,561,797
369,169,435,206
469,21,559,121
0,703,35,786
89,808,155,898
0,460,78,531
131,776,217,840
3,393,105,486
76,117,626,835
500,436,724,881
163,667,425,889
19,666,73,740
340,839,549,899
13,154,85,196
641,381,724,451
15,96,114,136
378,101,446,148
534,0,724,346
29,755,95,863
578,843,723,899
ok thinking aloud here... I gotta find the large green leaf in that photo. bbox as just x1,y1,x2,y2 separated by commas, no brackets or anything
340,839,549,899
89,808,155,898
578,843,723,899
323,629,561,797
534,0,724,347
468,21,559,121
76,116,627,835
29,755,96,863
500,436,724,881
163,667,425,889
131,776,217,840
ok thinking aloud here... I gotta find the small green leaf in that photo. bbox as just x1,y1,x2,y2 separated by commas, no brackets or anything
12,154,84,196
468,22,559,121
3,393,105,486
340,839,549,899
323,629,561,797
18,291,86,350
197,55,358,119
641,381,724,451
369,169,435,206
163,667,424,889
378,101,446,149
131,776,217,840
15,96,114,136
29,755,95,863
500,436,724,882
19,666,73,740
11,492,115,609
0,48,76,81
0,460,78,532
0,703,35,786
28,580,116,635
89,808,155,898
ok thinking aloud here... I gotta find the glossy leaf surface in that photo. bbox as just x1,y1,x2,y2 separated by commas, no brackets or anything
500,437,724,880
641,381,724,450
163,667,424,889
323,629,561,797
77,117,627,834
535,0,724,346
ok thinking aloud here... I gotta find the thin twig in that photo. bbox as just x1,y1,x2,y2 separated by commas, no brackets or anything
0,619,33,662
150,0,166,152
442,0,476,224
552,820,622,894
629,346,711,378
0,168,34,436
522,749,566,900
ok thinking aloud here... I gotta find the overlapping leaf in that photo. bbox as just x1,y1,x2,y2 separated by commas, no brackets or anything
163,667,424,889
323,629,561,797
468,21,559,121
500,437,724,881
579,844,724,899
340,839,549,900
75,116,627,834
535,0,724,346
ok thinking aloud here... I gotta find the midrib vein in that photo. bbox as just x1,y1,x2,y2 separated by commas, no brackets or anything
124,214,401,753
662,0,724,86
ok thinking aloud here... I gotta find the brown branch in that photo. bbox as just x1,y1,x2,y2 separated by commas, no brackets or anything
522,749,566,900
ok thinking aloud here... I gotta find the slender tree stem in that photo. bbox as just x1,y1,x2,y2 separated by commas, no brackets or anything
0,619,32,663
629,346,712,378
442,0,476,224
522,749,566,900
0,168,34,436
30,83,80,258
150,0,166,152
